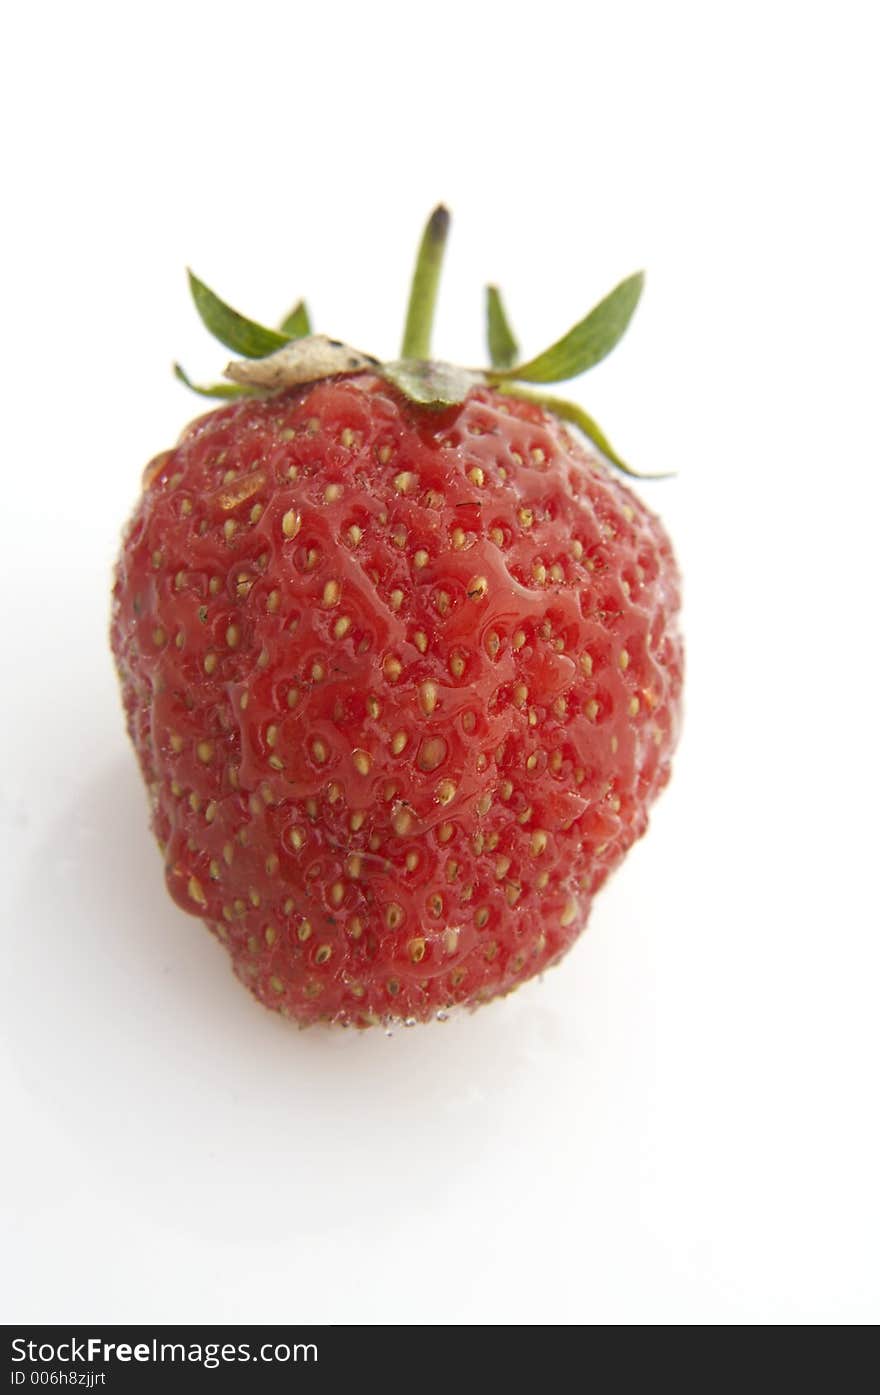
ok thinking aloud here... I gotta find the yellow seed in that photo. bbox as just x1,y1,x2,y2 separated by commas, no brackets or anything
152,627,166,647
531,830,548,856
405,850,419,872
196,740,214,764
443,928,459,955
414,630,428,654
378,444,393,464
298,920,313,942
269,975,284,993
531,447,545,465
341,427,355,448
391,731,408,756
389,589,404,610
451,526,466,550
513,683,528,708
385,903,404,930
449,652,465,679
532,561,546,584
414,549,429,569
419,681,438,715
476,792,492,816
392,808,412,835
394,470,416,494
282,509,301,538
315,943,333,965
417,736,446,772
353,749,372,775
494,855,511,880
346,854,362,879
383,655,402,683
347,524,363,547
189,793,202,813
585,699,599,721
223,519,237,541
329,882,345,907
489,526,504,546
188,877,206,906
333,615,351,639
468,466,484,486
560,901,578,927
629,696,640,716
619,649,630,670
408,938,426,963
324,482,343,503
311,739,328,764
322,579,340,607
438,822,454,842
436,779,456,805
518,507,534,528
350,810,366,831
467,575,488,600
348,915,363,939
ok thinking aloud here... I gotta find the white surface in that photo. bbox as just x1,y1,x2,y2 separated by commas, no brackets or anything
2,1,878,1325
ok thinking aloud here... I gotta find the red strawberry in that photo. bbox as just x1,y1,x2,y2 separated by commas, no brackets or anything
111,208,682,1026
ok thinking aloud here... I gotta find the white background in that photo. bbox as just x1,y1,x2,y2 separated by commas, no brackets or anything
2,1,878,1325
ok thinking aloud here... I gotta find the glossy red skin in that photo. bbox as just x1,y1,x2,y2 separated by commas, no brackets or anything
111,378,682,1025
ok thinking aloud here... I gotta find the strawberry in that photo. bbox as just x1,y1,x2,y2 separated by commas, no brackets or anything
111,207,682,1027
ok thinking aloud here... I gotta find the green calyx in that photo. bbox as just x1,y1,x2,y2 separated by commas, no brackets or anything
176,207,662,479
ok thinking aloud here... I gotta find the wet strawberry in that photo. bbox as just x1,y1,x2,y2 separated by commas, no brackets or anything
112,208,682,1025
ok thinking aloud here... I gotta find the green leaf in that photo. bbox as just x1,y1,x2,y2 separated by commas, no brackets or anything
486,285,519,370
401,206,451,360
188,270,291,358
173,363,254,400
498,271,644,384
279,299,312,338
382,359,483,408
497,386,672,480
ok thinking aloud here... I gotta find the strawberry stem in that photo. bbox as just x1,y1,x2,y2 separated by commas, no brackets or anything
401,205,450,360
